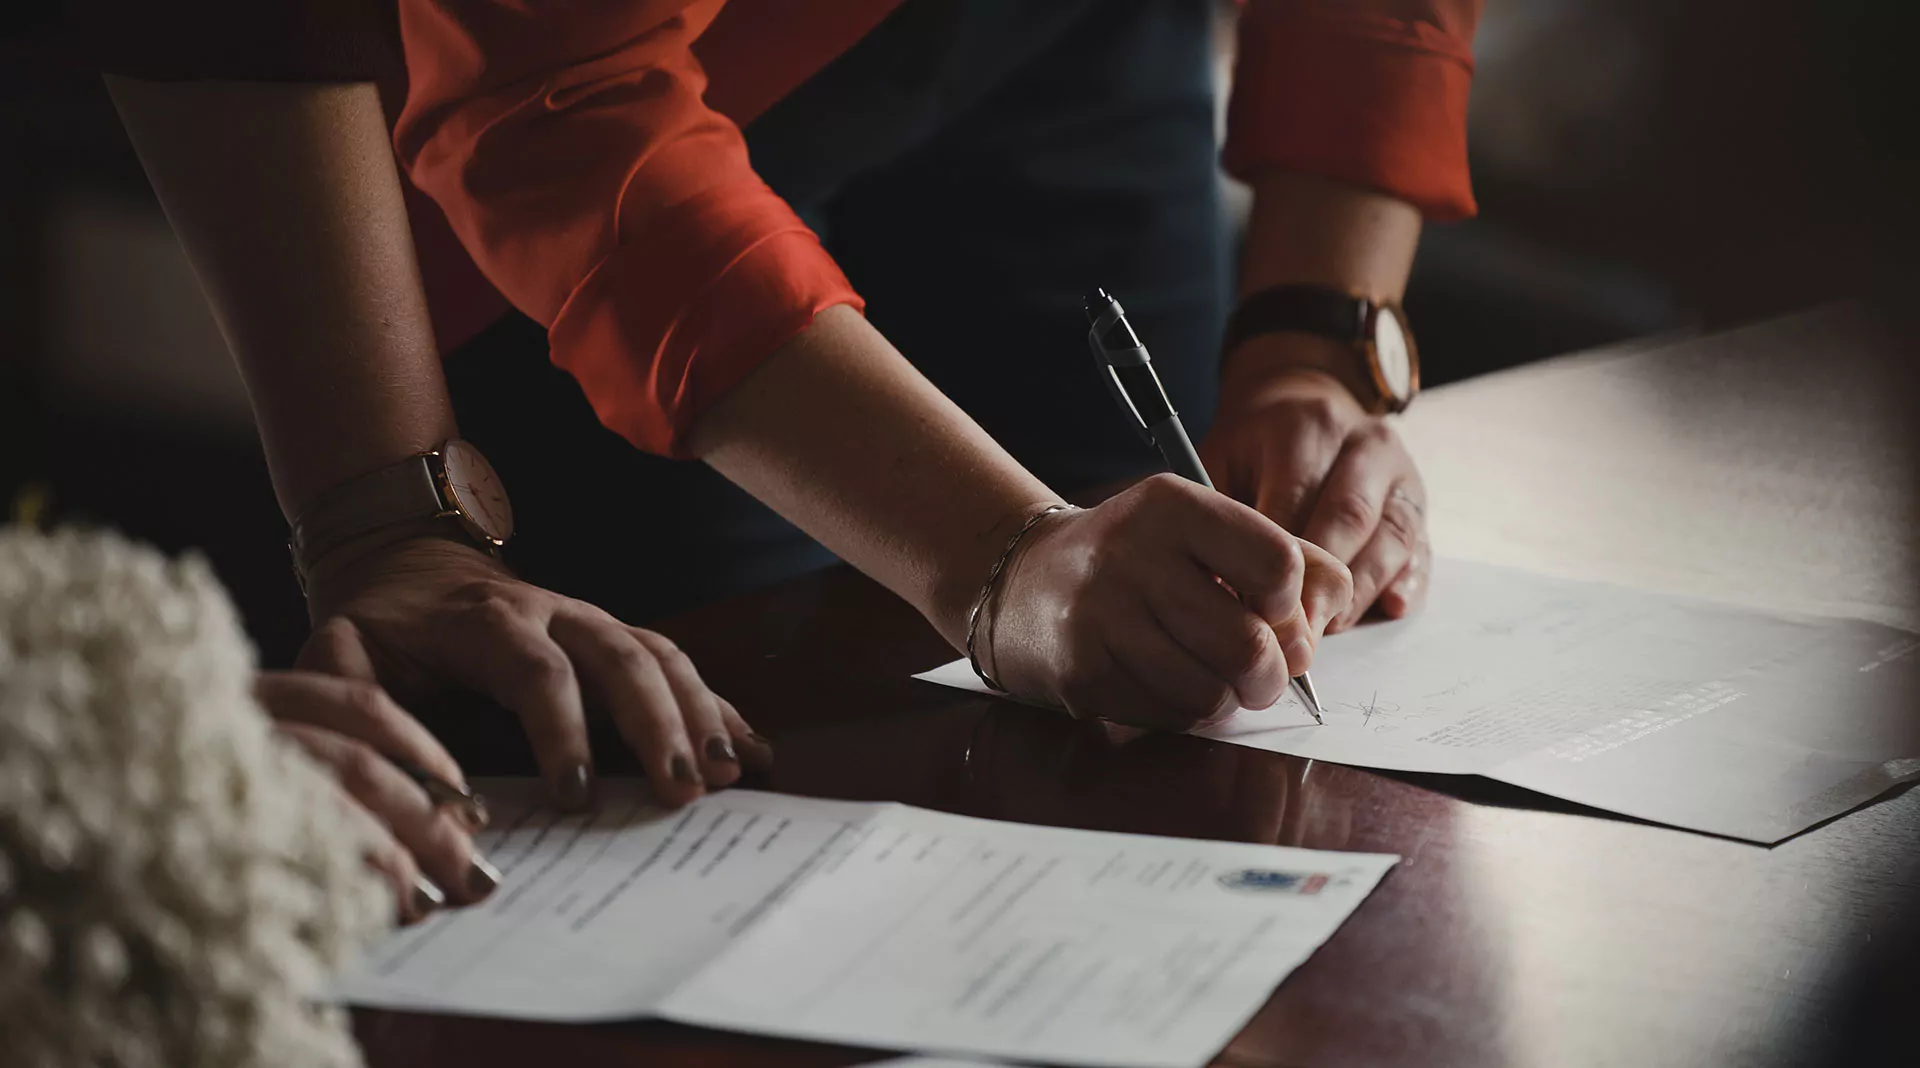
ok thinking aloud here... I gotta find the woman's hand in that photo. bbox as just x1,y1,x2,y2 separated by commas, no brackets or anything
978,473,1354,730
299,536,774,814
256,670,497,924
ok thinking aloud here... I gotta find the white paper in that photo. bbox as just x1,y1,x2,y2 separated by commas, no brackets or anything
857,1059,1017,1068
917,560,1920,843
341,779,1397,1068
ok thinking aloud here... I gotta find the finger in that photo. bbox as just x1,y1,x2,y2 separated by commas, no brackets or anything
630,629,742,789
1104,602,1245,730
1377,534,1433,620
430,595,595,812
1136,474,1305,627
324,778,424,923
1301,425,1414,563
295,615,382,682
717,698,775,773
281,722,497,908
1139,564,1288,711
1299,540,1356,643
1055,612,1190,732
547,613,703,808
255,672,470,808
1328,484,1422,633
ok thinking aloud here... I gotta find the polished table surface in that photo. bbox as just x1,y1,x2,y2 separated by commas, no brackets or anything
355,306,1920,1068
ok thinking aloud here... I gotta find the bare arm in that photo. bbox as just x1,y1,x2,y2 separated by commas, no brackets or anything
690,307,1353,729
107,77,767,810
105,78,452,518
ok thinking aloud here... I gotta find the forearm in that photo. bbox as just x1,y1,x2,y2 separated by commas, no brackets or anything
686,306,1056,645
1229,172,1422,392
107,78,454,520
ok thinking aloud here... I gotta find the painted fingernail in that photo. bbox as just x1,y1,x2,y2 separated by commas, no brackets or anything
411,875,446,918
670,753,701,786
458,794,491,832
555,764,595,812
704,736,738,764
739,732,776,770
466,852,502,899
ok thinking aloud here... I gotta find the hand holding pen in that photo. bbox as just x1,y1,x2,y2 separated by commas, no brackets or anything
1084,289,1334,722
959,294,1351,731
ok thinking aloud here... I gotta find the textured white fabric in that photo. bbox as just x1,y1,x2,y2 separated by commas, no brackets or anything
0,528,386,1068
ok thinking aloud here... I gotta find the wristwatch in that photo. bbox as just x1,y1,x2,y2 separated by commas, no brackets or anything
1223,285,1420,413
288,440,514,584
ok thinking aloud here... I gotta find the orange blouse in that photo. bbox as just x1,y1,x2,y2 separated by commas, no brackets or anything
394,0,1481,457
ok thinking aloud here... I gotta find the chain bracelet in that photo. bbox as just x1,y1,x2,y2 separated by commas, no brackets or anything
964,503,1076,692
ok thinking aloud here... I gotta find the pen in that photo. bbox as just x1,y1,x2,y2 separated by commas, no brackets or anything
1083,288,1325,724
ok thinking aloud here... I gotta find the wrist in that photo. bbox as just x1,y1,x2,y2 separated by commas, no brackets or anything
1220,332,1372,414
302,528,503,618
927,498,1070,650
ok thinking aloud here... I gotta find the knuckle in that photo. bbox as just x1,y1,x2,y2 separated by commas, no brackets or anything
1247,528,1303,591
335,741,388,797
1360,419,1400,447
1377,502,1421,549
1320,491,1378,535
1224,620,1273,678
339,678,392,722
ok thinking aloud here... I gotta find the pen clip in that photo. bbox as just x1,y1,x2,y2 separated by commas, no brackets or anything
1087,299,1155,444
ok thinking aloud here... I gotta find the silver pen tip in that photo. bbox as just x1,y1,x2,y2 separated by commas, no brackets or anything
1293,673,1325,724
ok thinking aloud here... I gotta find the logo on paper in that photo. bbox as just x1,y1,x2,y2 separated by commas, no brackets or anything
1217,869,1329,894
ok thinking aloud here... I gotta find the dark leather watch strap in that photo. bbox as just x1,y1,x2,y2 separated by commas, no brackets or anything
289,456,446,577
1223,285,1373,356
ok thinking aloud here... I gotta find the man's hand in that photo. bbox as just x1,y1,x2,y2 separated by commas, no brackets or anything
1201,339,1430,633
980,474,1353,730
298,536,773,812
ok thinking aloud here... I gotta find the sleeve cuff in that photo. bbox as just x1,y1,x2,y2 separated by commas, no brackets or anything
547,180,864,458
1225,3,1478,221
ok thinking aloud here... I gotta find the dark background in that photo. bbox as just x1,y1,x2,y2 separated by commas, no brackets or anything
2,0,1915,668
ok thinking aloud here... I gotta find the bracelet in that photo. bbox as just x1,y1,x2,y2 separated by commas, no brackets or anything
965,504,1076,692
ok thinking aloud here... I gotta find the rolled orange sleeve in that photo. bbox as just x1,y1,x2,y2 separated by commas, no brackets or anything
1226,0,1482,221
394,0,862,457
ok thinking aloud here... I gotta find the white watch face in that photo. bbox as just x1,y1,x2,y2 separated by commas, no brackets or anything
441,440,514,543
1373,308,1414,403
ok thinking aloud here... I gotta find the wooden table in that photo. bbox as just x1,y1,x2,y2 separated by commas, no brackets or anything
355,306,1920,1068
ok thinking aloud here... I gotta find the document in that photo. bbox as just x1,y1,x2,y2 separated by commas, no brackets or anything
918,560,1920,843
340,779,1397,1068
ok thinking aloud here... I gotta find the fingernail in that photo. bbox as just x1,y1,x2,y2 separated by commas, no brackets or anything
670,753,701,786
704,736,738,764
458,794,491,832
466,852,502,899
411,875,446,918
555,764,595,812
737,732,776,772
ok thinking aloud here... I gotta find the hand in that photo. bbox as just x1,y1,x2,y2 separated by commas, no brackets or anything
255,669,495,924
1201,344,1431,632
298,535,774,812
978,473,1353,730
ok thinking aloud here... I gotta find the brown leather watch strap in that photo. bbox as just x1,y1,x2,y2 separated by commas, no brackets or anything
289,455,447,577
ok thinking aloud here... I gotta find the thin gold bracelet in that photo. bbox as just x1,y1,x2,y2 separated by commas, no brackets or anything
965,503,1076,692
